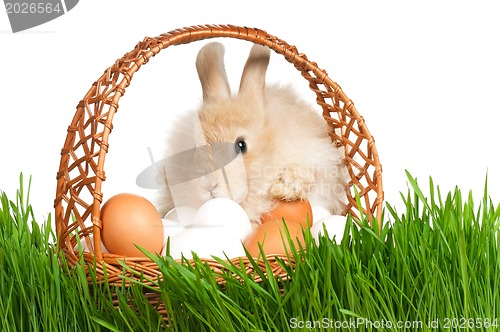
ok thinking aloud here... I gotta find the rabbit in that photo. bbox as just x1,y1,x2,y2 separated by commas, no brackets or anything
157,42,348,224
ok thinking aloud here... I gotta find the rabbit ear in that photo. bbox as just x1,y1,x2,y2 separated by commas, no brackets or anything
238,44,270,97
196,42,231,102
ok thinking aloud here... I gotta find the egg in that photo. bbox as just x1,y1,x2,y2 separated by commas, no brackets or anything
73,234,109,254
260,200,313,227
310,215,349,243
161,219,186,251
193,198,252,241
310,204,331,222
243,220,305,257
166,227,246,260
164,205,197,226
101,193,164,257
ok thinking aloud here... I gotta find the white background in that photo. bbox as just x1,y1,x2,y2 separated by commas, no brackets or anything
1,1,499,224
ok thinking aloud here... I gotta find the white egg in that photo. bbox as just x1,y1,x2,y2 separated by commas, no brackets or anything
161,219,186,250
193,198,252,241
164,205,198,226
310,205,331,223
74,234,109,253
165,227,246,260
310,215,349,243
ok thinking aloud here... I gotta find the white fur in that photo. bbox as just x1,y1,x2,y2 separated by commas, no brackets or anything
157,43,348,223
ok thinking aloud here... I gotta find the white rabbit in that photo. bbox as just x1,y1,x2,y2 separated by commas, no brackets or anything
157,42,348,224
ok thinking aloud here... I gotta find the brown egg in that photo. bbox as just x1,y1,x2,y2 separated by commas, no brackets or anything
100,193,163,257
259,200,313,227
243,219,305,257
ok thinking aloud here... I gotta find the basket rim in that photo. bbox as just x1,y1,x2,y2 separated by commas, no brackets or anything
54,23,383,281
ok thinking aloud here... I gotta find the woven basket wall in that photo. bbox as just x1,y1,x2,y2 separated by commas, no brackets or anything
54,24,383,288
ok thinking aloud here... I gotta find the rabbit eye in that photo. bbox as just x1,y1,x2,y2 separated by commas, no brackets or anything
235,138,247,155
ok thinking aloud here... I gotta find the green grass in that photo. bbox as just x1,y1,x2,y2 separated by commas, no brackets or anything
1,172,499,331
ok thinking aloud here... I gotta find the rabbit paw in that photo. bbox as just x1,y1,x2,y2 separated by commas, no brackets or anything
268,164,314,201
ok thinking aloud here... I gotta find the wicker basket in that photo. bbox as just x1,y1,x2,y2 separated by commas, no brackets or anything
54,24,383,289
